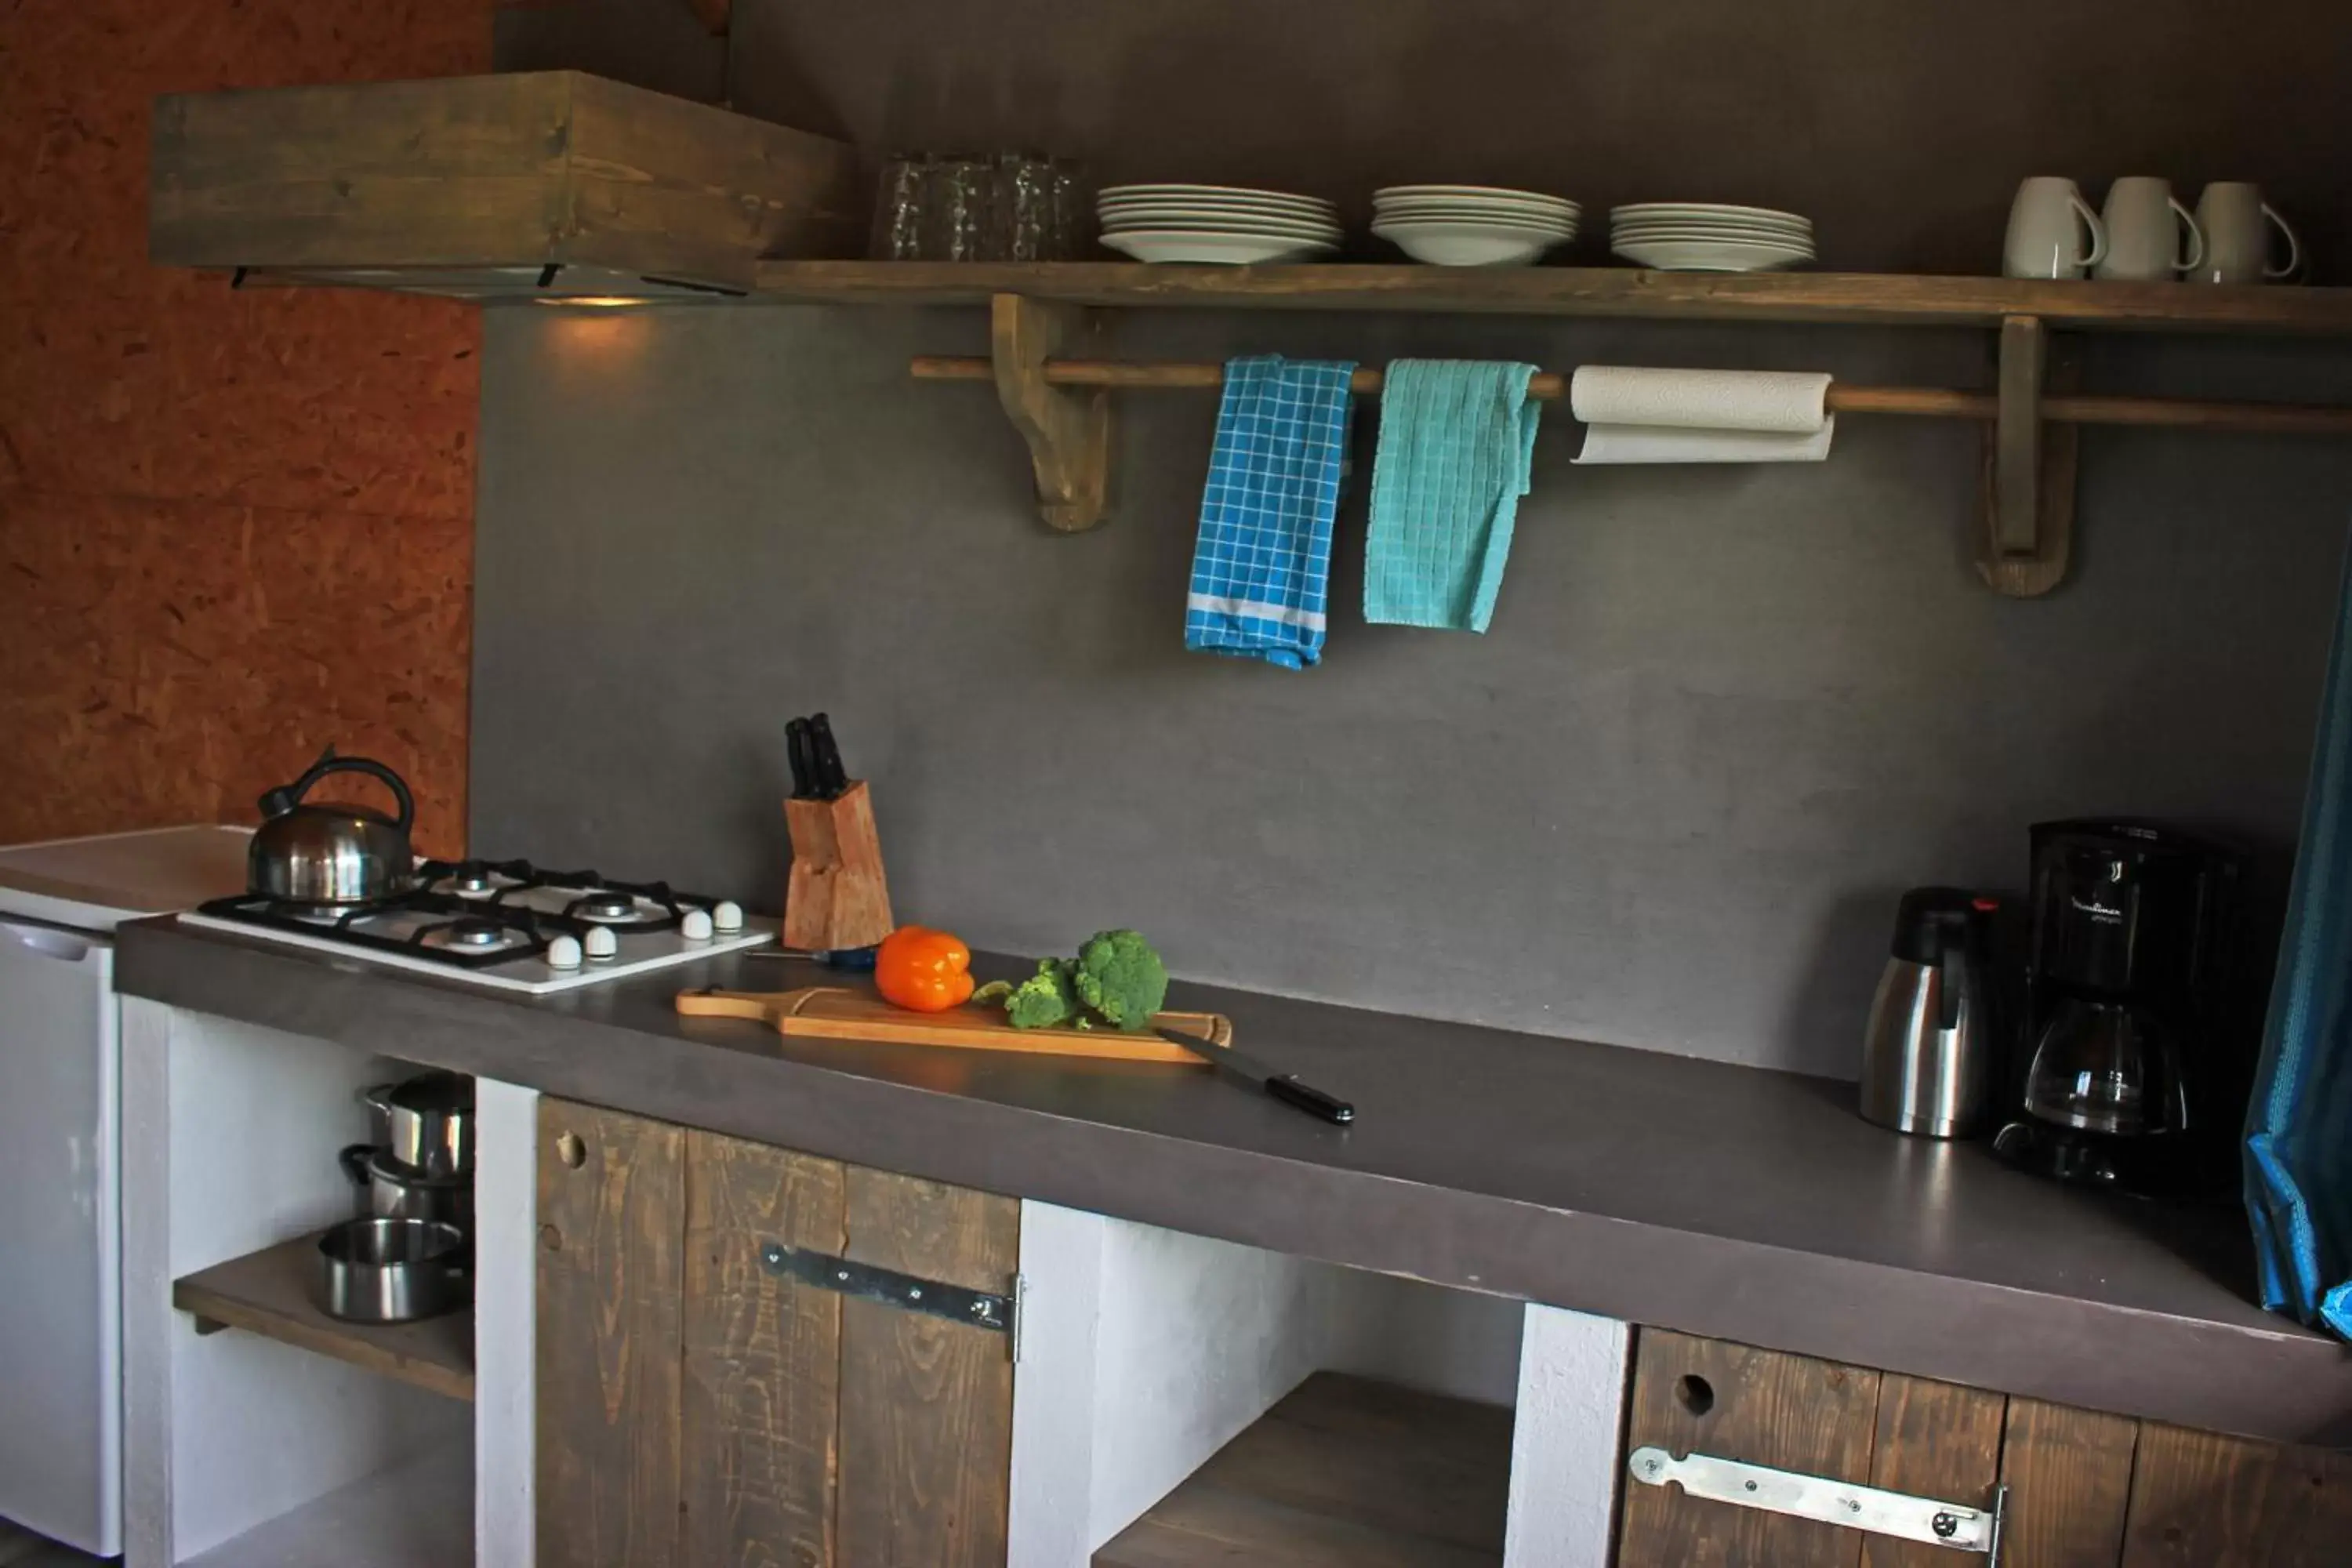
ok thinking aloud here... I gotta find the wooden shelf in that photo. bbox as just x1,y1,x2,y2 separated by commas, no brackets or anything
173,1229,474,1403
1094,1372,1514,1568
756,260,2352,336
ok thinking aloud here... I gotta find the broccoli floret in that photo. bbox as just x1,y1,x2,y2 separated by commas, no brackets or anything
1073,929,1168,1030
1004,958,1080,1029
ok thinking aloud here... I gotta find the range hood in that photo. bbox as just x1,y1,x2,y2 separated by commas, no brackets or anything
150,71,861,302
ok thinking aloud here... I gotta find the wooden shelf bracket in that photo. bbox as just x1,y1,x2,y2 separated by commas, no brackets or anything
990,292,1112,532
1980,314,2078,597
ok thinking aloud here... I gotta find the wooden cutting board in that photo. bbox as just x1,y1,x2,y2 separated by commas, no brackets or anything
673,985,1228,1064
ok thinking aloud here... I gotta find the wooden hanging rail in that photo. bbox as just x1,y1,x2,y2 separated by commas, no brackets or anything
936,292,2351,600
909,354,2352,436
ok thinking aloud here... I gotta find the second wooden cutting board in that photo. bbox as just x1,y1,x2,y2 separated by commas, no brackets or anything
675,984,1227,1064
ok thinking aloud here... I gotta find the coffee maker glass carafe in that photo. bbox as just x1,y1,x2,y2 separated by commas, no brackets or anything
2022,996,2183,1135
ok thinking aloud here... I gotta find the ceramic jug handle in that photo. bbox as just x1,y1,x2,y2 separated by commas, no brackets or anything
2263,203,2304,280
2069,194,2107,269
2169,197,2206,273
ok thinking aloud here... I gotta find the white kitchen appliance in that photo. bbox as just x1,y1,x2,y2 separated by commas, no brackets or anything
179,856,775,993
0,824,253,1555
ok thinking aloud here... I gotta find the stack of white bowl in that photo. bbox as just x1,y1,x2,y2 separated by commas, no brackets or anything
1095,184,1341,265
1610,205,1816,272
1370,186,1579,267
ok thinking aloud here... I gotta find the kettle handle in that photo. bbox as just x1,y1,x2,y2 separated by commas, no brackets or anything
262,753,414,833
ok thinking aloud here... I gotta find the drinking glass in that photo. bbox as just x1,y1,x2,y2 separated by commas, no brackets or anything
992,152,1056,262
922,155,991,262
868,154,931,261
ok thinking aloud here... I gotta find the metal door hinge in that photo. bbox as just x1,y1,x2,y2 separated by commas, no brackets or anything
759,1240,1014,1335
1629,1447,2005,1563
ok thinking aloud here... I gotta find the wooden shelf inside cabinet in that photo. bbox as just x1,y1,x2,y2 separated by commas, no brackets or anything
759,260,2352,335
1094,1372,1513,1568
174,1230,474,1403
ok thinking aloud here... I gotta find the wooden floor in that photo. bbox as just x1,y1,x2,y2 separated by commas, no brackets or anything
1094,1372,1515,1568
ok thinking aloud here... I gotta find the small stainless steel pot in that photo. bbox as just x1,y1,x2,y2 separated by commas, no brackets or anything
339,1143,474,1233
248,748,416,908
361,1071,474,1177
316,1218,468,1323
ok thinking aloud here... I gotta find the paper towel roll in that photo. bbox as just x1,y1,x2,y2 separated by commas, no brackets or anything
1569,366,1831,434
1573,417,1837,465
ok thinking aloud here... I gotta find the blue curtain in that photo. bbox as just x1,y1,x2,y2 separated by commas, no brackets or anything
2247,544,2352,1338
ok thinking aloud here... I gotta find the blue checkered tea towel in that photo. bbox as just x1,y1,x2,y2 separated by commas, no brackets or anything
1363,359,1541,633
1185,355,1357,670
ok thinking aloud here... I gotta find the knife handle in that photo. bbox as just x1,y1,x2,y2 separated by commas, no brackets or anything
1266,1075,1355,1125
785,719,815,799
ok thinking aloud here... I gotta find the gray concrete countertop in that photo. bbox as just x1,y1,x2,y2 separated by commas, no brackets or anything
117,916,2352,1448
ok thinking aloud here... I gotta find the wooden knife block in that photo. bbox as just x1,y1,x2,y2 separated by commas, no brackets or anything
783,780,895,951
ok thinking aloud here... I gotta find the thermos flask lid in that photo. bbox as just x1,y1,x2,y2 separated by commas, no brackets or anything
1889,886,1998,964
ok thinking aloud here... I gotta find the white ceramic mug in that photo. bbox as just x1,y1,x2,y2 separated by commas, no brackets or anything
2096,177,2205,281
2003,177,2105,279
2192,183,2303,284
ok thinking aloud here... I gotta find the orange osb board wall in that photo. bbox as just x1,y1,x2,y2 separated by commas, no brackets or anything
0,0,495,859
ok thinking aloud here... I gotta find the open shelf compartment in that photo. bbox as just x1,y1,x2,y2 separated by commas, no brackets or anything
1095,1371,1513,1568
172,1228,474,1403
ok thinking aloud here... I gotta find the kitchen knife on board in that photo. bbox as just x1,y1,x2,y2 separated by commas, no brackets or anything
808,713,850,797
785,717,817,799
1152,1027,1355,1125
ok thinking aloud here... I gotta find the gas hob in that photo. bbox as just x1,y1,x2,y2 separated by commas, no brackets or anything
179,858,774,993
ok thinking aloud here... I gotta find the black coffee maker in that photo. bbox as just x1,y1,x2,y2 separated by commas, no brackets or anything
1994,819,2251,1197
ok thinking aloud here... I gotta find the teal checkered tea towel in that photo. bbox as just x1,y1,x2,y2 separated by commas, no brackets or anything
1363,359,1541,632
1185,354,1357,670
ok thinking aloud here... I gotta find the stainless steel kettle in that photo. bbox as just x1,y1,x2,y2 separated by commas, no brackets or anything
1859,887,1998,1138
248,748,415,907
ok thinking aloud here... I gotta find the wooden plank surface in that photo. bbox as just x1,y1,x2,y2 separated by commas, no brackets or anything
680,1132,848,1568
1094,1372,1512,1568
1860,1374,2007,1568
836,1167,1020,1568
536,1098,688,1568
1998,1397,2140,1568
172,1230,474,1403
1617,1328,1882,1568
754,261,2352,336
2120,1421,2352,1568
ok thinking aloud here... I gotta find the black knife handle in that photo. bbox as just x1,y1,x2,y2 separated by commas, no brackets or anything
808,713,849,797
1266,1075,1355,1125
785,718,815,799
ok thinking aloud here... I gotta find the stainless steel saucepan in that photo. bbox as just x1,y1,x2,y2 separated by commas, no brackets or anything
339,1142,474,1233
361,1071,474,1178
316,1218,468,1323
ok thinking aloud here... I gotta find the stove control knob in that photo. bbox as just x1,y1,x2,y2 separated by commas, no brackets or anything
583,925,619,961
711,900,745,933
681,908,716,942
546,935,584,970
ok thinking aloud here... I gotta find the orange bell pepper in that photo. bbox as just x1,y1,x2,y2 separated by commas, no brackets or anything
874,925,975,1013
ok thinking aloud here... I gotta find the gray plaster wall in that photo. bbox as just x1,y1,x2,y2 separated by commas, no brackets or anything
471,305,2352,1076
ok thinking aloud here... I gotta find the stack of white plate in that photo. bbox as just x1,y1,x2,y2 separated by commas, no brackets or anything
1371,186,1579,267
1610,204,1815,272
1095,184,1340,265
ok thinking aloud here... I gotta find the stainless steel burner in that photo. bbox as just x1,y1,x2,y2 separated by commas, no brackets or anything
450,869,497,895
426,917,515,951
575,891,639,921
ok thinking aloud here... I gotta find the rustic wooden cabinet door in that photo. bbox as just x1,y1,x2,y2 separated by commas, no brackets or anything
1616,1328,2352,1568
536,1101,1019,1568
